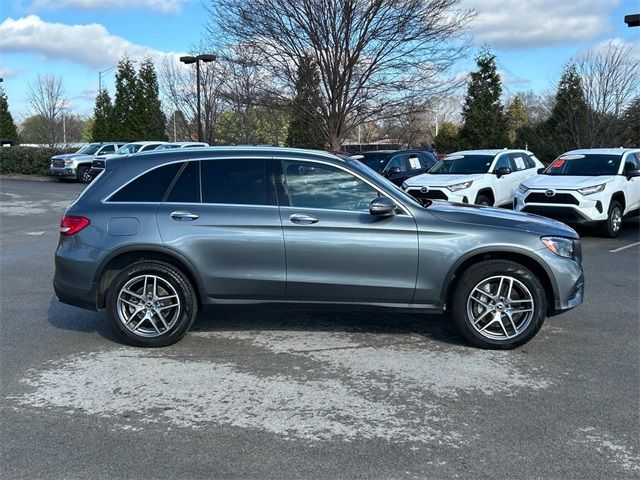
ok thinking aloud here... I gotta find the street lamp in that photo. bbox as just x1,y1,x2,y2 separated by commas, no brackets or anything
625,14,639,27
180,54,216,142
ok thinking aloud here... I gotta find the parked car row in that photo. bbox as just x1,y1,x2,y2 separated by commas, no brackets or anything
390,148,639,238
49,141,209,183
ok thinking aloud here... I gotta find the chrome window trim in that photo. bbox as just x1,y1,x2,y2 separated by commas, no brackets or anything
102,154,412,215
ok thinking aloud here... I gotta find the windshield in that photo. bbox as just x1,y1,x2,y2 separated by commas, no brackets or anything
359,153,392,172
430,155,493,174
76,144,101,155
544,154,621,176
116,144,143,155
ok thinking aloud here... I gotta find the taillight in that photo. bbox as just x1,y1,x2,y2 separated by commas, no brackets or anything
60,215,90,236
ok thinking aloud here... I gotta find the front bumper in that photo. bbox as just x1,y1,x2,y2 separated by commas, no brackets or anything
514,189,607,225
534,247,584,315
49,166,77,179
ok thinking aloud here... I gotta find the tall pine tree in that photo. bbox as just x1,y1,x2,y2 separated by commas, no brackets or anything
133,58,167,140
90,88,114,141
506,94,529,148
111,57,138,141
459,50,508,149
286,58,325,149
0,87,20,145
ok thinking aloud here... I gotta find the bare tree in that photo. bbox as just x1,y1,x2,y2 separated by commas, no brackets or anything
209,0,473,149
161,45,227,144
27,74,67,146
576,43,640,146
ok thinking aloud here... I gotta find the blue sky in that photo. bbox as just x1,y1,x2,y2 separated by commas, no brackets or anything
1,0,638,121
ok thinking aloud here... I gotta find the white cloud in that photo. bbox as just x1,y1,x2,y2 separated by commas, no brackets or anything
464,0,617,49
0,15,184,69
27,0,187,14
590,37,640,59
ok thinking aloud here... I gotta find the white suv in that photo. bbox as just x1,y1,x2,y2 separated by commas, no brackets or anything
403,149,544,207
514,148,640,237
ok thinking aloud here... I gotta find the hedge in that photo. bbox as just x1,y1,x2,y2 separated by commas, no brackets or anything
0,146,77,176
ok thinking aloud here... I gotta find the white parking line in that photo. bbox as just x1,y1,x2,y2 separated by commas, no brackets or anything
609,242,640,253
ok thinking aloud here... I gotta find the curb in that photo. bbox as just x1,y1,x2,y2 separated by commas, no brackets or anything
0,174,57,182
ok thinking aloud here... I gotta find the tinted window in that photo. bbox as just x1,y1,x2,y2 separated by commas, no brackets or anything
494,155,512,171
201,159,271,205
510,153,527,171
524,155,536,168
283,161,378,211
545,154,621,176
387,155,408,172
166,161,200,203
77,144,101,155
109,162,183,202
359,152,392,172
418,152,437,169
101,145,115,153
623,153,639,173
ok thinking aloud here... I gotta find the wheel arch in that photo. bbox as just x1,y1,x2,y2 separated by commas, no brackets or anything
94,245,205,309
442,248,558,315
475,188,495,205
610,191,626,212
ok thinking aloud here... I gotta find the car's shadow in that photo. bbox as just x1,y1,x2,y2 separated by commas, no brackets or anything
47,298,466,347
573,217,639,241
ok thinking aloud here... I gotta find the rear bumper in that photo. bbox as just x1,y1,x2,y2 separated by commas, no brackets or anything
53,239,103,311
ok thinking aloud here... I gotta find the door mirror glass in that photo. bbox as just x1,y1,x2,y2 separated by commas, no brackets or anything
386,166,402,176
537,167,546,174
495,167,512,177
369,196,397,216
626,169,640,179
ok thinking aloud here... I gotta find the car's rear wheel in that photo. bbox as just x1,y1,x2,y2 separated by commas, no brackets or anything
451,260,547,349
77,166,93,183
601,200,622,238
106,261,198,347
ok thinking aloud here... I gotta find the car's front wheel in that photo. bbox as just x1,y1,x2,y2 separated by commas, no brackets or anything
451,260,547,349
601,200,623,238
106,261,198,347
76,166,93,183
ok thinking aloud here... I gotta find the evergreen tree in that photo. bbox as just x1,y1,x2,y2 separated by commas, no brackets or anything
433,121,462,154
506,94,529,148
111,57,138,141
459,50,508,149
546,63,589,149
90,88,114,141
0,87,20,144
286,58,325,149
133,58,167,140
619,97,639,147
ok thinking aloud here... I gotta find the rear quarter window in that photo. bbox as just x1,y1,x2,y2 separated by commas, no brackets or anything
109,162,183,202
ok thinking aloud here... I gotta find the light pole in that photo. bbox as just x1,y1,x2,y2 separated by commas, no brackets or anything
180,54,216,142
98,61,136,92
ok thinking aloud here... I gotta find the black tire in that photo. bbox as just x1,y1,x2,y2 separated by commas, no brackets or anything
77,166,93,183
475,194,492,206
450,260,547,349
106,260,198,347
601,200,623,238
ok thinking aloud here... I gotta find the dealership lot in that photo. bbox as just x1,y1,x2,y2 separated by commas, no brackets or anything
1,178,639,479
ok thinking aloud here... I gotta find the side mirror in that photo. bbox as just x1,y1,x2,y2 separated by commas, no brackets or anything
369,196,397,216
495,167,512,177
626,169,640,179
385,167,401,177
537,167,545,174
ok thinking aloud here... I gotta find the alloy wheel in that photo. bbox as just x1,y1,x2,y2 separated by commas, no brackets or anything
116,274,181,338
466,275,535,340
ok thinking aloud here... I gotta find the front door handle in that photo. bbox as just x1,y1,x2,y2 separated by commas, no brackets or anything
289,214,319,225
170,211,199,221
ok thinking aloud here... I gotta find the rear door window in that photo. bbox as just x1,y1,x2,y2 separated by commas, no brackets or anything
201,158,273,205
109,162,183,202
166,161,200,203
510,153,527,171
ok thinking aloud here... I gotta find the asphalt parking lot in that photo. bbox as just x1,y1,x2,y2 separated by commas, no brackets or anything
1,178,639,479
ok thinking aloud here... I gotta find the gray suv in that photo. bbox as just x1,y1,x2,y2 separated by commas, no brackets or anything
54,147,584,349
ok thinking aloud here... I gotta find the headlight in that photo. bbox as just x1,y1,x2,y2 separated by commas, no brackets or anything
577,183,605,195
518,184,529,194
64,159,75,165
541,236,575,259
447,181,473,192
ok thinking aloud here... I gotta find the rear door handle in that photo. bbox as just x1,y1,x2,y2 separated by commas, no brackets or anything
170,211,199,221
289,214,319,225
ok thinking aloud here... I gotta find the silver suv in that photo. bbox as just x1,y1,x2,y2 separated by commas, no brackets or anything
54,147,584,349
